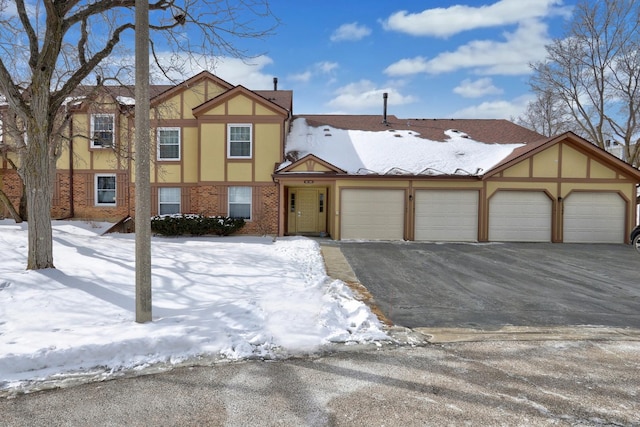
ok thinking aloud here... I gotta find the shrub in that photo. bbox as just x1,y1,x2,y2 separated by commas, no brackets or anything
210,216,246,236
150,214,246,237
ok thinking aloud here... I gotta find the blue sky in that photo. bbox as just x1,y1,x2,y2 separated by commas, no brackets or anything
195,0,576,120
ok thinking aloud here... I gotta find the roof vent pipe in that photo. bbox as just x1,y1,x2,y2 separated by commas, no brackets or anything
382,92,388,125
273,77,278,91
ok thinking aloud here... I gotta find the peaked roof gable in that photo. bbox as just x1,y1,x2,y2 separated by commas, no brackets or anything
278,153,346,174
483,131,640,181
192,85,290,117
150,71,234,107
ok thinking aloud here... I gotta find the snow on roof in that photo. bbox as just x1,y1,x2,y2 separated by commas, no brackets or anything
116,96,136,106
282,118,525,176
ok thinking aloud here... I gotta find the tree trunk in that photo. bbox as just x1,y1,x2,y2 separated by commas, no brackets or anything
0,188,23,222
23,133,55,270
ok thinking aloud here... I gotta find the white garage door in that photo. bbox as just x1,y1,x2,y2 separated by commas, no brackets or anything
415,190,478,241
563,192,625,243
489,191,552,242
341,189,405,240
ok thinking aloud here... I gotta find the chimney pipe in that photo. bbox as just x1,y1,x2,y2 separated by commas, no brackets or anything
382,92,388,125
273,77,278,91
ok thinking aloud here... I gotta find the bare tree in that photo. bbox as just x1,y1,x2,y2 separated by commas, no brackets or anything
529,0,640,166
516,90,575,137
0,0,276,269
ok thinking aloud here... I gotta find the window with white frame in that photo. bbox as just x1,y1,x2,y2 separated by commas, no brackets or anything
228,186,252,219
159,187,181,215
95,174,116,205
227,124,252,158
157,127,180,160
91,114,115,148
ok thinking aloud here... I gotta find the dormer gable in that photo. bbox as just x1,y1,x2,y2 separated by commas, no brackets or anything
192,85,289,118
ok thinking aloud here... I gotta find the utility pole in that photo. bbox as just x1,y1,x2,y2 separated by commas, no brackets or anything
134,0,152,323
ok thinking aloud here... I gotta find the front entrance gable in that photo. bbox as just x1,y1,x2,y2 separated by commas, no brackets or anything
279,154,346,174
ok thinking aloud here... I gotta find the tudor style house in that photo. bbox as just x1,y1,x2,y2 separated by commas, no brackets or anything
2,71,640,243
1,71,291,236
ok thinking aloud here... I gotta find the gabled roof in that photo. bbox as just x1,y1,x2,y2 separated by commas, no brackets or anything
150,71,234,107
483,131,640,180
282,116,532,176
192,85,290,117
254,90,292,113
298,115,544,144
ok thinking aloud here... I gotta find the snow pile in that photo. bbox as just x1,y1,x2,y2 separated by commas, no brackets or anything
283,118,524,175
0,220,388,393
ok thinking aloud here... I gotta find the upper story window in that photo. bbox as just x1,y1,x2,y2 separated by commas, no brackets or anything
157,127,180,161
228,124,252,158
91,114,115,148
95,174,116,206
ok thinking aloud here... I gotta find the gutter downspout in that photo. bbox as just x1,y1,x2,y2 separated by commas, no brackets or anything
68,112,74,218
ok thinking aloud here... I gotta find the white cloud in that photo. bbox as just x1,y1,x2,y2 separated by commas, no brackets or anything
383,57,430,76
330,22,372,42
384,19,550,76
452,95,533,119
289,71,313,83
382,0,566,38
288,62,339,84
317,61,339,74
212,56,275,89
148,53,275,89
327,80,418,112
453,78,504,98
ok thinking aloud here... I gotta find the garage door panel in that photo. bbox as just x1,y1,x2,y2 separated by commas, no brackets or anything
489,191,551,242
415,190,478,241
563,192,625,243
341,189,404,240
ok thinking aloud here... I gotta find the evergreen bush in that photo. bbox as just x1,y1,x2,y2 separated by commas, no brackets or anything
150,214,246,237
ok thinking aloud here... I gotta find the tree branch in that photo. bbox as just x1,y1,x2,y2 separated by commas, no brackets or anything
15,0,39,69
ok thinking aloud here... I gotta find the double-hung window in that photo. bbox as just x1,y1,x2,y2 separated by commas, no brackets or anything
159,188,181,215
91,114,115,148
228,124,252,158
228,186,252,220
95,174,116,205
157,127,180,161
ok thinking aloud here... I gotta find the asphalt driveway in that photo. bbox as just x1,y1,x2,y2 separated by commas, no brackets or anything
338,242,640,329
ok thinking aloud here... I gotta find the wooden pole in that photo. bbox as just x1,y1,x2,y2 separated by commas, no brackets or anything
134,0,152,323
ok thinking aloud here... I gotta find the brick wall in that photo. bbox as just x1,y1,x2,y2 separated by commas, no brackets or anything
192,183,279,235
0,170,22,218
1,168,281,235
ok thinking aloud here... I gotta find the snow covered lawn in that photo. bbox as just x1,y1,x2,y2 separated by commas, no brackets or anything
0,220,388,394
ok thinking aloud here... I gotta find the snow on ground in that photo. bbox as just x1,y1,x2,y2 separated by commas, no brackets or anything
282,118,524,175
0,220,389,394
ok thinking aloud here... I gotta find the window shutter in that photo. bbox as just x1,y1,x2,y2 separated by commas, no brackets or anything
117,173,128,206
